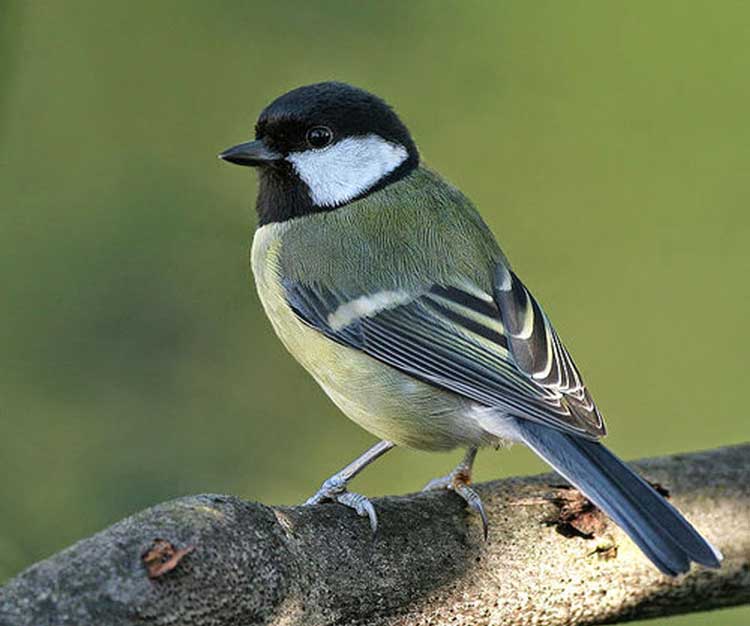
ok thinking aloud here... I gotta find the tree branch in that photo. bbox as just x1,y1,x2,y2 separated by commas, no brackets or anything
1,444,748,625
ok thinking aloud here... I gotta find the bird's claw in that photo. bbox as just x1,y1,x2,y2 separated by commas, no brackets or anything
305,476,378,533
453,480,489,541
336,491,378,533
423,469,488,540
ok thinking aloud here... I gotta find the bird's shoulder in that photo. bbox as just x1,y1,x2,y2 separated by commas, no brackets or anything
271,166,507,294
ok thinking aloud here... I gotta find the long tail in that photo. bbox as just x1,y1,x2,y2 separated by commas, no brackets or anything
512,418,722,576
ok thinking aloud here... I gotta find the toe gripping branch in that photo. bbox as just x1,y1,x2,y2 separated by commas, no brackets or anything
304,440,395,533
423,447,489,540
306,475,379,533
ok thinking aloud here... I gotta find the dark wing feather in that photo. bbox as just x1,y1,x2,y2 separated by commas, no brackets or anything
493,264,605,436
284,275,605,439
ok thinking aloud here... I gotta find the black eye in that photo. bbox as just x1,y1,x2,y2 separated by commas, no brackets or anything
306,126,333,149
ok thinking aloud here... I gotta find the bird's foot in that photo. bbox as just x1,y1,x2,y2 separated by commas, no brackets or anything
305,474,378,533
424,462,488,540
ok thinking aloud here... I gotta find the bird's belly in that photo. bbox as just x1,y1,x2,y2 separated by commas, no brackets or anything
308,349,493,450
251,225,495,451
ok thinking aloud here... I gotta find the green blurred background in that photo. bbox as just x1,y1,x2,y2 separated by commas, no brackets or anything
1,1,748,623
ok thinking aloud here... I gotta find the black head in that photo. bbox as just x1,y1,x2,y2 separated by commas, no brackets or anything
219,82,419,225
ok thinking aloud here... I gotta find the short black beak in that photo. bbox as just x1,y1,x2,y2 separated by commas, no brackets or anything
218,139,282,167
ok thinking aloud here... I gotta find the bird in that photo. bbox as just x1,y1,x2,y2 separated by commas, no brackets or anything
219,81,722,576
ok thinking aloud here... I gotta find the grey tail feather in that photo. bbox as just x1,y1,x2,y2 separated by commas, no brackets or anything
512,418,722,576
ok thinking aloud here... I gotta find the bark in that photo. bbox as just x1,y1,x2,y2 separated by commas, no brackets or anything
1,444,748,626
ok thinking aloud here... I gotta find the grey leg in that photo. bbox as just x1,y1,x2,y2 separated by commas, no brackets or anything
305,440,395,532
424,447,489,539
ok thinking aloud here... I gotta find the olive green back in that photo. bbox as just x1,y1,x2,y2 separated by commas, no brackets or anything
278,167,508,294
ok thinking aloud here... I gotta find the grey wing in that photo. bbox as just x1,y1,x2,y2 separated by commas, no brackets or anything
284,272,605,440
493,263,605,437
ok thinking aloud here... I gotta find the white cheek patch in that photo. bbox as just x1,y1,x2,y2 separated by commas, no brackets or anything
286,134,409,207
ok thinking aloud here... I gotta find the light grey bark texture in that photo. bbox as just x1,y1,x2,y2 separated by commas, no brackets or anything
1,444,748,626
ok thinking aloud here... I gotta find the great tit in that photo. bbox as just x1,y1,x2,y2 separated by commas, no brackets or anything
220,81,721,576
